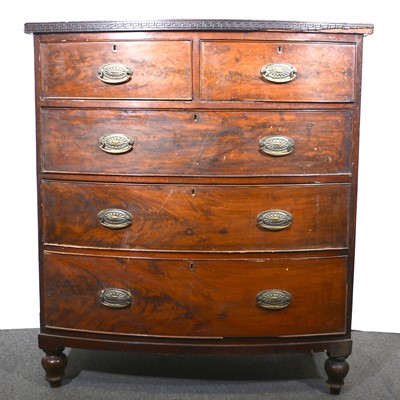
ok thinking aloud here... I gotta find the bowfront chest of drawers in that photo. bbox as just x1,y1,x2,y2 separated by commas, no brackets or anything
25,19,373,394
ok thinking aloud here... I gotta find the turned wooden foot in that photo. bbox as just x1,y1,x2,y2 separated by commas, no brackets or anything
41,347,68,387
324,354,350,395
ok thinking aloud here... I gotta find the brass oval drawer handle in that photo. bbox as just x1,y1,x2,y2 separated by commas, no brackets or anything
259,135,295,157
257,210,293,231
99,288,132,309
97,63,133,84
99,133,134,154
257,289,292,311
98,208,132,229
260,63,297,83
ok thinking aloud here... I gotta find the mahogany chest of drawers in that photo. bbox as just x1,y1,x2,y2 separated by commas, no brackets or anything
25,19,373,394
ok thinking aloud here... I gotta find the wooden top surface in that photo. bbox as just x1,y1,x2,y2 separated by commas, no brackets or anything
24,19,374,35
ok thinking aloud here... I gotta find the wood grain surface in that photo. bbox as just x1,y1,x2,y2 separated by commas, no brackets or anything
43,252,347,337
201,41,355,102
42,181,350,252
40,40,192,99
41,109,352,177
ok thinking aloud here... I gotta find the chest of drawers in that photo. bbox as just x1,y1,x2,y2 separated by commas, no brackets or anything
25,19,373,394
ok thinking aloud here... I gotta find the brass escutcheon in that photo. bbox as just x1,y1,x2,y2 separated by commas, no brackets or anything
99,133,134,154
260,62,297,83
99,288,132,309
259,135,295,157
97,63,133,84
256,289,292,310
257,210,293,231
98,208,132,229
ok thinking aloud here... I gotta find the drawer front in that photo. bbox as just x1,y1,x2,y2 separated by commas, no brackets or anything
201,41,355,102
40,41,192,99
42,109,352,177
42,182,349,251
43,252,347,337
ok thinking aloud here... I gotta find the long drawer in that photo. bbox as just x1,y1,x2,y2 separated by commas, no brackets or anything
43,252,347,337
39,40,192,100
42,181,349,252
42,109,352,177
201,41,356,102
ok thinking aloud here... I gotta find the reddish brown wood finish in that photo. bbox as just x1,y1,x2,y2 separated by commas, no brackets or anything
40,40,192,99
41,109,352,177
25,20,372,392
41,348,67,388
201,41,356,102
42,182,350,252
43,252,347,337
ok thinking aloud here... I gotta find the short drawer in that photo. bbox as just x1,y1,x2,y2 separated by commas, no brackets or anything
201,41,355,102
43,252,347,337
42,109,352,177
42,182,349,252
39,40,192,99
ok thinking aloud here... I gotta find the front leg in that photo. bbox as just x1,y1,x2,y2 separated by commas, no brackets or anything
324,354,350,395
41,347,68,388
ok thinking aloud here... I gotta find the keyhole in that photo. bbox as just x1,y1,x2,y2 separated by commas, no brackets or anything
189,262,195,271
191,188,196,196
112,44,117,52
193,114,198,122
277,46,283,54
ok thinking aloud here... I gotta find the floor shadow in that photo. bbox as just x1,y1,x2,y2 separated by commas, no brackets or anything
64,349,325,388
